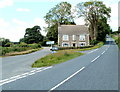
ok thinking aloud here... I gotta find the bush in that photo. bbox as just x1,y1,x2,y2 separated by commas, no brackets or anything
1,43,41,56
58,46,93,50
90,39,98,45
28,44,41,49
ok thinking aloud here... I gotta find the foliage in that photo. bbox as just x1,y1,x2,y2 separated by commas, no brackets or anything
0,38,12,47
76,0,111,40
58,42,103,50
58,46,93,50
90,39,98,45
46,24,58,43
44,2,76,43
1,43,41,56
118,27,120,33
113,35,120,49
32,50,84,67
97,17,112,42
44,2,75,26
20,26,44,44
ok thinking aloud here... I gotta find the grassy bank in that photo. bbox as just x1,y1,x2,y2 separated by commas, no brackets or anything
111,34,120,49
32,42,103,68
79,42,104,51
32,50,84,67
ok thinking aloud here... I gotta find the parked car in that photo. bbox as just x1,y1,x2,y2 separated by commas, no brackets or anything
50,46,58,51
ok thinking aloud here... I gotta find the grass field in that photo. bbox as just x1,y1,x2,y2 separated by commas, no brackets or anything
1,43,42,56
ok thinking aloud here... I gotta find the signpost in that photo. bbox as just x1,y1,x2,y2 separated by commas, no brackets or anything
46,41,54,45
46,41,55,55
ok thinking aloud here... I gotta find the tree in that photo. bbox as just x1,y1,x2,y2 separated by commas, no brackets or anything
118,27,120,33
46,23,58,43
20,26,44,44
76,1,111,40
97,17,111,42
44,2,75,43
44,2,75,26
0,38,11,47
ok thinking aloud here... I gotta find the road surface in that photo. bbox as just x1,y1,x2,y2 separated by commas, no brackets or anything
1,37,119,91
1,47,51,80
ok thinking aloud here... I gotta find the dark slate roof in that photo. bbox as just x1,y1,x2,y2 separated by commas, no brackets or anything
58,25,89,35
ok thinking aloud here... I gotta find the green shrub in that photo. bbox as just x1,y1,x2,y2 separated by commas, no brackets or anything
58,46,93,50
90,39,98,45
1,43,41,56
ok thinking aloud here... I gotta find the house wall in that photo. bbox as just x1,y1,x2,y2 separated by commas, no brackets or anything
58,25,90,47
58,34,89,47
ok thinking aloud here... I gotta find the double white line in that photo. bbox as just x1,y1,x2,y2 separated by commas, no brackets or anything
0,66,52,86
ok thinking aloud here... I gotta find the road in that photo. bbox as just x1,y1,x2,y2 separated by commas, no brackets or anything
1,37,119,91
1,47,51,80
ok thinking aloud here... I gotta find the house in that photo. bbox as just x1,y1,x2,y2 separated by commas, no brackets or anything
58,25,90,47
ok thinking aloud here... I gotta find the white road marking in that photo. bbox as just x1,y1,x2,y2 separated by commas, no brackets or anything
101,51,106,55
91,55,100,62
0,66,52,86
48,67,85,92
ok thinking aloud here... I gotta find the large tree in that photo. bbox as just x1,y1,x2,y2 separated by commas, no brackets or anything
44,2,75,43
76,1,111,40
97,17,111,42
20,26,43,44
44,2,75,26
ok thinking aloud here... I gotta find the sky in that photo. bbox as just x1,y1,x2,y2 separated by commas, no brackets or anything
0,0,119,42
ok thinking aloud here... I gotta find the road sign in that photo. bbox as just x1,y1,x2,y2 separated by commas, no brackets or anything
46,41,54,45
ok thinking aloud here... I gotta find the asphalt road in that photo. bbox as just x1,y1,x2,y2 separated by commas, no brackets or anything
1,37,118,91
1,47,51,80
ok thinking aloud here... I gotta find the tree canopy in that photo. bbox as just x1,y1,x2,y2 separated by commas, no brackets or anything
20,26,43,44
97,17,112,42
44,2,76,43
76,1,111,40
0,38,11,47
44,2,75,26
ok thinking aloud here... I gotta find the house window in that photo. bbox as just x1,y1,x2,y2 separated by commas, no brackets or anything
79,42,86,46
62,43,69,47
72,35,76,41
79,35,85,41
63,35,69,41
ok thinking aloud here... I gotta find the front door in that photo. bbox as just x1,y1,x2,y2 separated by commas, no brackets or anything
73,43,76,47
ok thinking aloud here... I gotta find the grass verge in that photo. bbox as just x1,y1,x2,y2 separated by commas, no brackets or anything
111,34,120,49
79,42,104,51
32,50,84,67
32,42,104,68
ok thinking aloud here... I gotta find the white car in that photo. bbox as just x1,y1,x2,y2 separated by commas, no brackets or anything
50,46,58,51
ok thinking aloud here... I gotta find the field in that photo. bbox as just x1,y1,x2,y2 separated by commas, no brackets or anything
0,43,42,56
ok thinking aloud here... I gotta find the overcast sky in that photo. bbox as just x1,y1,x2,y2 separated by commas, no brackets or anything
0,0,119,42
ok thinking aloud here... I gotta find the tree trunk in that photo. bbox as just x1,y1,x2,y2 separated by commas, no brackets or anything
93,23,98,40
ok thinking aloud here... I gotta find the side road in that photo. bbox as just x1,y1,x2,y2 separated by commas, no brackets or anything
1,47,51,80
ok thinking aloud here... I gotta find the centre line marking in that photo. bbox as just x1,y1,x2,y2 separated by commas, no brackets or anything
101,51,106,55
91,55,100,62
48,67,85,92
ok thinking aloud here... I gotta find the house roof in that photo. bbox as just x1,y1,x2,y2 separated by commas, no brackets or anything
58,25,89,35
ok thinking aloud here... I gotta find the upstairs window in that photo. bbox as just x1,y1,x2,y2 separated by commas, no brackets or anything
79,35,85,41
72,35,76,41
63,35,69,41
